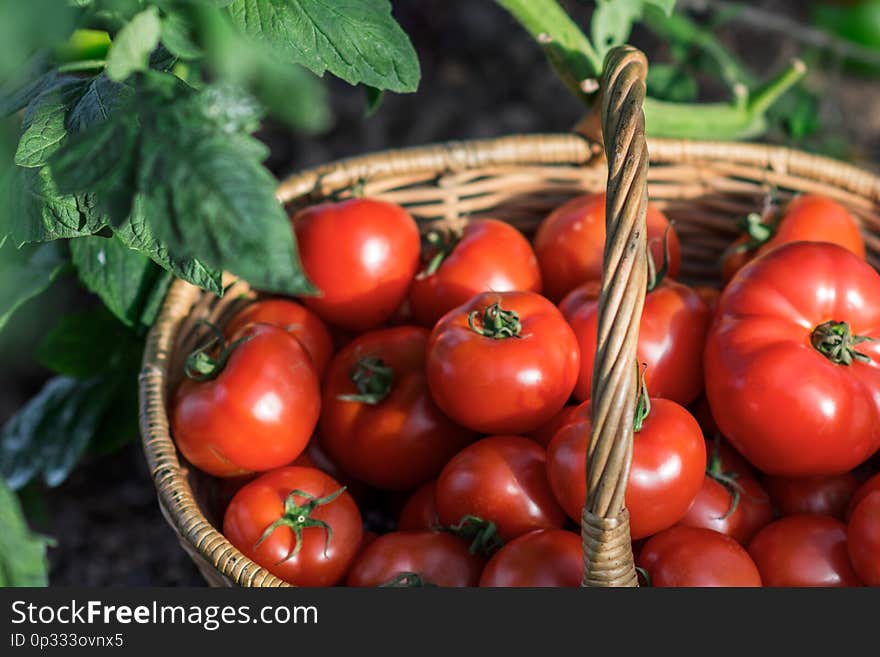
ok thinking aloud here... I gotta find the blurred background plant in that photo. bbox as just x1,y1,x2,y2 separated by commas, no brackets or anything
1,0,878,586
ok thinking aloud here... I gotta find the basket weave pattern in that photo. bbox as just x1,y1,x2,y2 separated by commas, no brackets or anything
140,82,880,586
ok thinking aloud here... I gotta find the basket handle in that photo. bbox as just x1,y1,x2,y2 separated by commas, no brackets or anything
580,46,649,587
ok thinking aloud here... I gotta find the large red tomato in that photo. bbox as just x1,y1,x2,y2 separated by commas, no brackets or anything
427,291,580,434
748,514,862,587
398,481,439,531
721,194,865,283
638,526,762,587
291,198,420,332
479,529,582,587
526,404,582,448
345,531,484,587
172,324,320,477
320,326,475,490
436,435,565,542
562,279,710,405
705,242,880,476
546,398,706,540
408,219,541,327
763,473,861,520
533,193,680,302
848,491,880,586
223,466,362,586
224,299,334,379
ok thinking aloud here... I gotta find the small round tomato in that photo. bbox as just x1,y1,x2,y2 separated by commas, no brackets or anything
748,514,862,587
479,529,582,587
345,531,484,587
677,472,772,546
763,473,861,520
638,526,762,587
223,466,362,586
533,193,680,302
172,324,320,477
398,481,440,531
721,194,865,283
427,291,579,434
562,279,710,405
224,299,334,378
436,435,565,541
705,242,880,476
547,398,705,540
320,326,475,490
408,219,541,327
848,491,880,586
847,473,880,521
526,404,582,448
291,198,420,332
703,435,756,479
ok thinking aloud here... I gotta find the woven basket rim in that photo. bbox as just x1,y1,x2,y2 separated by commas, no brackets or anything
139,132,880,587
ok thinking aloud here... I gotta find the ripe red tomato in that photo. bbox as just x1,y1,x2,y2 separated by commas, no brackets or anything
638,526,762,587
562,279,710,405
292,439,368,502
408,219,541,327
320,326,475,491
345,531,484,587
847,473,880,521
693,286,721,315
763,473,861,520
436,435,565,541
479,529,582,587
224,299,334,379
721,194,865,284
291,198,420,332
427,291,579,434
398,481,439,531
533,193,680,302
546,398,705,540
705,242,880,476
172,324,320,477
748,514,862,587
526,404,582,448
847,491,880,586
223,466,362,586
677,473,772,546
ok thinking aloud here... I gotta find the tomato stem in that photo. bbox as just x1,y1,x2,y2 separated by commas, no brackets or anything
337,356,394,405
635,565,652,587
633,363,651,432
253,487,346,564
446,515,504,557
184,320,251,381
378,572,438,587
468,303,523,339
646,224,673,292
418,228,462,278
811,320,876,366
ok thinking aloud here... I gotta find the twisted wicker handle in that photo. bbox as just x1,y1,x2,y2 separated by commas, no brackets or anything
580,46,649,587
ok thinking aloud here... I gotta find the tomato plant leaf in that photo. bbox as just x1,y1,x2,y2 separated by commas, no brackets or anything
0,478,52,586
227,0,420,92
644,0,675,16
0,241,67,333
0,376,116,490
364,85,383,117
160,11,205,60
67,74,133,134
69,233,171,328
14,101,68,168
105,7,163,81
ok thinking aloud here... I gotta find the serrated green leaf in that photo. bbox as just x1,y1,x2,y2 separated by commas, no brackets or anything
37,306,139,378
0,70,62,118
0,478,52,586
228,0,420,92
0,241,66,333
67,74,132,134
69,233,169,327
14,102,67,167
106,7,162,81
161,11,204,60
0,376,116,489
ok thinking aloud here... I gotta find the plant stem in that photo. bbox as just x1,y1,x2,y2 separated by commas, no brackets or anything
56,59,106,73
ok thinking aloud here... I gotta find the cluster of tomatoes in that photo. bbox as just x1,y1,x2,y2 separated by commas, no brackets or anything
170,191,880,587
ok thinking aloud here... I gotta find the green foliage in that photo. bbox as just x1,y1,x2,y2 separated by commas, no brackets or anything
0,241,67,333
105,7,162,81
0,478,52,586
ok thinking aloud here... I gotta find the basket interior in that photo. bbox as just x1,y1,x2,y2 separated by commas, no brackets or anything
146,135,880,586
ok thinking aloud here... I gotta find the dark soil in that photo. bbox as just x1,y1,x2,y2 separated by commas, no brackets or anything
4,0,878,586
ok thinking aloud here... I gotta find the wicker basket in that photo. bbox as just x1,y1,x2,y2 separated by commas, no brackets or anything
139,47,880,587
